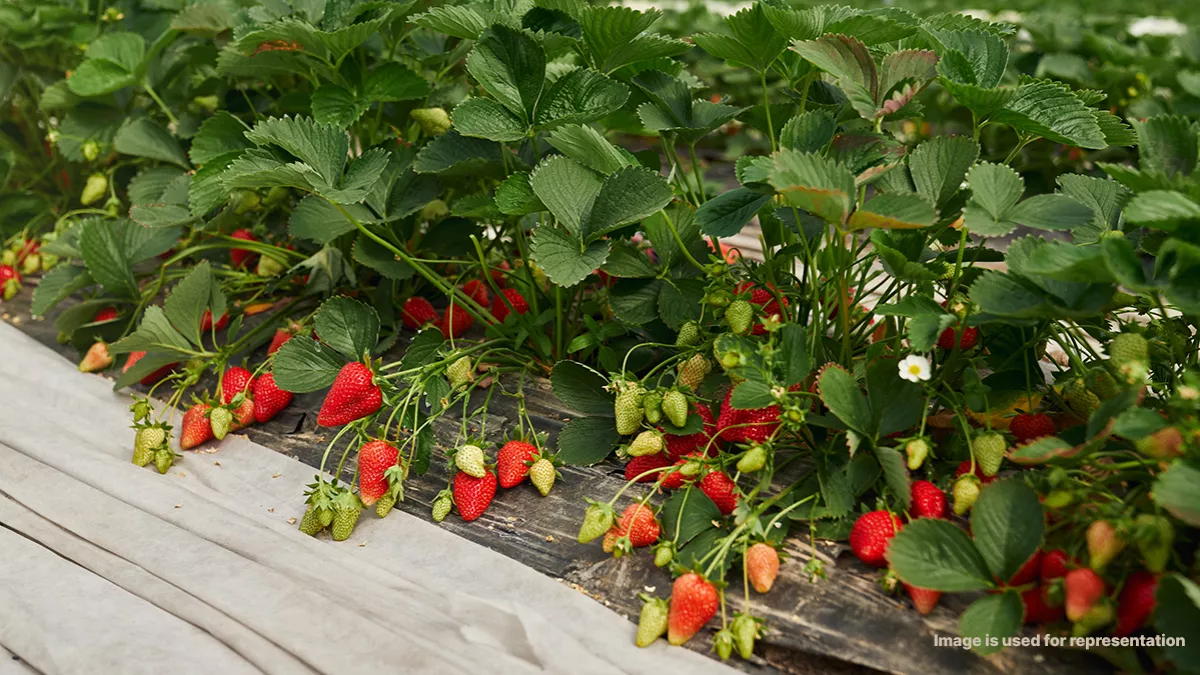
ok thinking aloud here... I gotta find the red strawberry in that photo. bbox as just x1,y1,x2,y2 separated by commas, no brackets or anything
910,480,947,519
1021,586,1066,624
317,362,383,426
93,306,119,322
252,373,293,423
496,439,538,488
463,279,489,306
699,470,739,515
660,458,690,490
955,460,996,485
491,287,530,322
221,366,256,404
663,403,720,459
401,297,439,330
615,504,660,547
667,573,719,645
1008,550,1043,586
453,470,497,522
1010,413,1055,444
122,351,177,386
490,261,510,287
1041,549,1072,581
746,542,780,593
850,510,902,567
1113,571,1158,637
1064,568,1107,622
357,440,399,506
904,584,941,615
625,453,671,483
937,325,979,350
180,404,214,450
717,390,780,444
268,327,295,354
201,309,229,332
438,304,473,338
230,229,257,268
229,397,255,431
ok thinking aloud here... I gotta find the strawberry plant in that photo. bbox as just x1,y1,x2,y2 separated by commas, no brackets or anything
4,0,1200,670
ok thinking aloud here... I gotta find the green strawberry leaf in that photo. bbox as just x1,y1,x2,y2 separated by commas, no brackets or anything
313,295,380,361
959,591,1022,655
551,360,614,415
272,336,346,393
969,479,1044,583
887,518,993,592
556,416,621,465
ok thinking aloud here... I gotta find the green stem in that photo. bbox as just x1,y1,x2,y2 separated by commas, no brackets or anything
143,82,177,126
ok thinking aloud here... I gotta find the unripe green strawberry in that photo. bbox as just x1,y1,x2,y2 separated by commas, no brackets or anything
1109,333,1148,369
454,444,486,478
298,506,323,535
578,502,615,543
737,445,767,473
20,254,40,276
133,426,167,467
635,595,669,648
1064,379,1100,419
726,299,753,335
1044,490,1075,509
375,493,396,518
662,390,689,427
1086,520,1125,571
730,614,758,660
952,474,981,515
677,354,711,391
1134,513,1173,573
972,432,1007,477
628,430,663,457
614,383,645,435
265,186,289,205
82,140,101,161
431,493,453,522
154,447,174,474
331,492,362,541
319,507,334,528
529,458,556,496
256,255,285,277
412,107,452,135
713,629,734,660
676,321,700,347
905,438,931,470
654,542,674,567
232,190,260,215
1071,598,1115,637
446,356,474,389
211,407,235,440
81,173,108,206
1086,369,1119,401
643,391,663,424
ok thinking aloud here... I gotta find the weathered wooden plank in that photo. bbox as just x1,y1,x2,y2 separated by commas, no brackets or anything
0,285,1106,675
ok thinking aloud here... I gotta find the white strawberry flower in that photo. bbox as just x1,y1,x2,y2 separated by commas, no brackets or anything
898,354,932,383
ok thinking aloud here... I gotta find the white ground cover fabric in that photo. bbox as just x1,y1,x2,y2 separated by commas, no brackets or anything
0,322,736,675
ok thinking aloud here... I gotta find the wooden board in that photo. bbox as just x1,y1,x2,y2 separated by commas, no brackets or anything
0,285,1107,675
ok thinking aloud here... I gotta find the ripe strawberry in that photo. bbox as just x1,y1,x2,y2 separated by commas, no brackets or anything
267,327,295,354
230,228,257,268
614,383,645,435
123,351,177,386
1108,332,1148,369
905,438,931,470
317,362,382,426
909,480,946,519
490,260,511,287
1041,549,1072,581
132,426,167,467
496,439,538,488
745,543,779,593
667,573,719,645
972,431,1007,477
1008,550,1043,586
636,596,669,648
221,366,256,404
93,306,119,322
725,299,753,334
625,453,670,483
401,296,439,330
904,584,941,615
200,309,230,332
850,510,902,567
438,303,473,338
229,397,255,432
664,404,720,459
699,470,739,515
661,390,689,427
676,354,711,391
1113,570,1157,637
615,504,660,547
578,502,615,543
252,373,293,423
952,474,981,515
1086,520,1126,571
529,457,555,496
1010,413,1055,444
453,470,497,522
357,440,399,506
1021,586,1065,624
954,460,996,485
490,287,529,322
660,458,691,490
1064,568,1106,622
937,325,979,350
79,341,113,372
717,389,780,444
463,279,490,306
179,404,214,450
